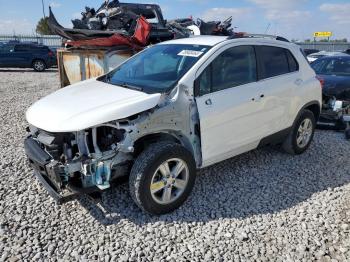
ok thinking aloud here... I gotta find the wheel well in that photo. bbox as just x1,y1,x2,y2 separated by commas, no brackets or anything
133,133,181,158
32,59,46,67
304,103,321,121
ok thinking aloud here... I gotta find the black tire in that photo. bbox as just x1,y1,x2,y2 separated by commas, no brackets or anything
345,128,350,140
129,142,196,215
282,109,316,155
32,59,46,72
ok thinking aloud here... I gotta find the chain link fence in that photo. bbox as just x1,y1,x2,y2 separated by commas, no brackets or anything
296,42,350,52
0,34,62,48
1,34,349,52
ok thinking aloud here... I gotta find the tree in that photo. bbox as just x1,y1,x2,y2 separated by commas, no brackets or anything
36,17,54,35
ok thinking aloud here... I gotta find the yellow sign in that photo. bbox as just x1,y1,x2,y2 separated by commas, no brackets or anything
314,32,332,38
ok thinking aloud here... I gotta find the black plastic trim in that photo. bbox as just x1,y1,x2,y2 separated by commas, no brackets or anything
257,127,292,148
24,137,51,165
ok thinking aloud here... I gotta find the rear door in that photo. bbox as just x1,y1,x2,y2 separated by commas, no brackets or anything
195,45,266,166
254,45,301,134
0,44,15,67
12,44,33,67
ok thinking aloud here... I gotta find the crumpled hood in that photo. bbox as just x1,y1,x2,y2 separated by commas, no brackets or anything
26,79,161,132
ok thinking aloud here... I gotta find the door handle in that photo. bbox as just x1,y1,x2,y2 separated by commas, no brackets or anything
205,99,212,106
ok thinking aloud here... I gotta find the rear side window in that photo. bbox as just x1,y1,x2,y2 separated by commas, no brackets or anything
197,45,257,96
257,46,299,79
14,45,32,51
286,50,299,72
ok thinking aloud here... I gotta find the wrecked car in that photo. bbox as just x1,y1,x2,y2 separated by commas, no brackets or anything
49,2,173,44
24,35,321,215
311,55,350,137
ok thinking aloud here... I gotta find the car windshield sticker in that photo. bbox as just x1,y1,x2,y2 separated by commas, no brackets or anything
178,50,204,57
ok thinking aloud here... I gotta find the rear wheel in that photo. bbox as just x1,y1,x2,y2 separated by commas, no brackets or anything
32,60,46,72
129,142,196,215
282,109,316,155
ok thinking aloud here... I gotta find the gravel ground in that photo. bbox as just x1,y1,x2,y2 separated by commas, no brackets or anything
0,68,350,262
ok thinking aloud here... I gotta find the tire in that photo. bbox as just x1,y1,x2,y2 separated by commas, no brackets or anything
32,60,46,72
282,109,316,155
345,128,350,140
129,142,196,215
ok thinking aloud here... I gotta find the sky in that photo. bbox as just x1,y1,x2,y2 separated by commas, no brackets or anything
0,0,349,41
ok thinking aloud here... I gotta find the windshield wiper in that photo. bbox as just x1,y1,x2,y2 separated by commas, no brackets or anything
118,82,143,91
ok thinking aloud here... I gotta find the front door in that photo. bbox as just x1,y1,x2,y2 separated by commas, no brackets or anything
195,45,266,167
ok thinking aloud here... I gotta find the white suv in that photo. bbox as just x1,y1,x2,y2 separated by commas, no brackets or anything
24,35,322,215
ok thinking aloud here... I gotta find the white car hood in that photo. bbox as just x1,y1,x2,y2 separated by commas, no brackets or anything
26,79,161,132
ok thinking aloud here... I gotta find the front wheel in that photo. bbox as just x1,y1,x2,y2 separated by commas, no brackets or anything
282,109,316,155
32,60,46,72
129,142,196,215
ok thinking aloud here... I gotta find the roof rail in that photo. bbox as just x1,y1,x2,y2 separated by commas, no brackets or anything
228,33,290,42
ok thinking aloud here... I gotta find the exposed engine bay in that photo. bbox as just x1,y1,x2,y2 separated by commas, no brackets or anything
319,95,350,138
24,86,201,197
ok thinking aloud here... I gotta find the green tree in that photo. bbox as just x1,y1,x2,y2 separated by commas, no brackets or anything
36,17,54,35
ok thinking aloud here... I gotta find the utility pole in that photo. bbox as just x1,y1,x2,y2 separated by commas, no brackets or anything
41,0,46,18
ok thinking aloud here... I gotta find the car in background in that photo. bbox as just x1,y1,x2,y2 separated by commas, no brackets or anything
0,42,57,72
311,56,350,101
303,49,319,56
307,51,347,63
311,56,350,130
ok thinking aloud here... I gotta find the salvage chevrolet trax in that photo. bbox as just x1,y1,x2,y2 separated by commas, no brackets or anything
24,35,322,215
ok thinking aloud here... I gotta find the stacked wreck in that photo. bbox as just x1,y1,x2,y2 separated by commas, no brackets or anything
49,1,240,87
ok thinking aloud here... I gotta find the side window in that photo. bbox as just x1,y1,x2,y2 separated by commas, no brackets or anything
197,45,257,95
14,45,30,52
311,59,328,73
0,45,14,53
258,46,290,79
286,50,299,72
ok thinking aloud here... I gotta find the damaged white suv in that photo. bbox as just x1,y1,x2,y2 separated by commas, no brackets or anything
25,35,322,215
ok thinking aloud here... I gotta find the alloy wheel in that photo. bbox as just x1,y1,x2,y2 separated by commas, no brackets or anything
296,118,313,148
150,158,189,205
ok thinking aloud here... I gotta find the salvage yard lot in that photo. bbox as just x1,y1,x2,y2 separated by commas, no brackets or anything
0,69,350,261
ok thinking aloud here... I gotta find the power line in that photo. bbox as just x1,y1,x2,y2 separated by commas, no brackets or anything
41,0,46,18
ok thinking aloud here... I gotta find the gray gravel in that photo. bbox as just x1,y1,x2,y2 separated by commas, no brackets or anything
0,68,350,262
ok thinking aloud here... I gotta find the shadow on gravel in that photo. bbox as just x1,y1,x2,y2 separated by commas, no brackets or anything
0,68,58,73
77,131,350,226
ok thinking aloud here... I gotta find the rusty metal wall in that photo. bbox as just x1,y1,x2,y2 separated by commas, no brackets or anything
58,48,135,87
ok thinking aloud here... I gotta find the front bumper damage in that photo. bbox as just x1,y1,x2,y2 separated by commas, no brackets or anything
24,137,104,203
24,124,132,204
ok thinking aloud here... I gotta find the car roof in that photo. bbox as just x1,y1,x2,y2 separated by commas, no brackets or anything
312,51,344,55
159,35,293,47
159,36,228,46
317,55,350,60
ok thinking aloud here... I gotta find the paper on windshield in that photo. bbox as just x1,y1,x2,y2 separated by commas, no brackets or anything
178,50,204,57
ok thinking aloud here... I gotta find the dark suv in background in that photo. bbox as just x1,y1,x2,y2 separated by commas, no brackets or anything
0,42,57,72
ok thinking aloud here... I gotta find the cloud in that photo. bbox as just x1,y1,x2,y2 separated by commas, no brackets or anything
320,3,350,25
0,19,33,34
248,0,306,10
201,8,252,22
50,1,61,8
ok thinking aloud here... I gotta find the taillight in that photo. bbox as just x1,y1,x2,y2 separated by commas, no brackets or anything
316,76,324,89
48,51,53,57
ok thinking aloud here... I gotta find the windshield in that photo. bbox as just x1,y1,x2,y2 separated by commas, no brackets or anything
311,58,350,76
100,44,210,93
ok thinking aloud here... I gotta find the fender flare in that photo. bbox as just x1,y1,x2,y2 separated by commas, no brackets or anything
292,100,321,128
